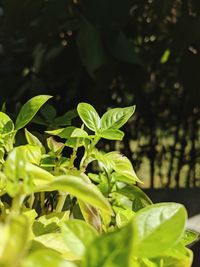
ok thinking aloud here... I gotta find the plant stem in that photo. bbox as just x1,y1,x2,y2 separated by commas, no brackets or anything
11,193,25,214
68,147,77,169
80,136,100,171
28,193,35,209
55,192,68,212
40,192,45,214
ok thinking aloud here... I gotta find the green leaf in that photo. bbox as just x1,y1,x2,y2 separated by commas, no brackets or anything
33,234,77,261
47,137,65,155
114,207,135,228
15,95,52,130
40,104,56,121
154,243,193,267
0,215,29,267
98,129,124,140
116,185,152,212
25,129,45,153
61,219,98,258
4,145,42,181
77,103,101,132
54,109,78,126
180,229,199,246
101,106,135,131
4,146,27,183
77,18,107,76
4,146,51,195
133,203,187,258
82,221,135,267
33,211,70,236
38,174,112,214
45,128,66,136
105,151,141,183
26,163,55,186
71,128,90,139
78,200,102,232
0,112,14,134
160,49,171,64
21,249,77,267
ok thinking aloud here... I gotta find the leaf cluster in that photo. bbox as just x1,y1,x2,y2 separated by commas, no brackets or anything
0,95,198,267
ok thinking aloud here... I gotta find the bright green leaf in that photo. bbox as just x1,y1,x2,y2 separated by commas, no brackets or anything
77,103,101,132
71,128,90,139
62,219,98,258
98,129,124,140
155,243,193,267
116,185,152,211
25,129,45,153
0,215,29,267
105,151,141,183
33,211,70,236
37,174,112,214
114,207,135,228
0,112,14,134
101,106,135,131
181,229,199,246
133,203,187,258
160,49,171,64
47,137,65,155
15,95,52,130
21,249,77,267
82,221,135,267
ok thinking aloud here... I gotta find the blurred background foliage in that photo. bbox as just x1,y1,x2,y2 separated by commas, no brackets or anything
0,0,199,188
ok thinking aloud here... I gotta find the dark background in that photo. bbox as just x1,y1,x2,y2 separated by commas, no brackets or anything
0,0,199,189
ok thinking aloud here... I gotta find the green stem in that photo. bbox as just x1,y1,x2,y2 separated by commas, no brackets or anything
80,136,100,171
11,193,25,214
55,192,68,212
0,199,5,215
68,147,78,169
40,192,45,214
28,193,35,209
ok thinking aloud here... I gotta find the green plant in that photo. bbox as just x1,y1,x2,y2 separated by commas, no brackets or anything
0,95,198,267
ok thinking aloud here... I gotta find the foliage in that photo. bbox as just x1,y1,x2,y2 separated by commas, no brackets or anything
0,0,199,188
0,95,198,267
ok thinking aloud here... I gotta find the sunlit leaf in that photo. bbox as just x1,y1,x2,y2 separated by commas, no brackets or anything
0,215,29,267
77,103,101,132
21,249,77,267
15,95,52,130
82,221,135,267
101,106,135,130
37,174,112,214
133,203,187,258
